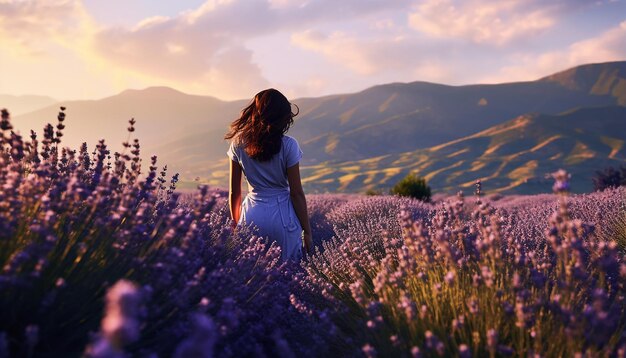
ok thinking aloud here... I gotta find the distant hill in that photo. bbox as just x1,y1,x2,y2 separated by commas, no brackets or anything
540,61,626,105
7,61,626,194
291,79,615,164
11,87,246,163
297,106,626,194
0,94,57,116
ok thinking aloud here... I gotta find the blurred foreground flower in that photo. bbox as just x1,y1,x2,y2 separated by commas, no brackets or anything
85,280,141,357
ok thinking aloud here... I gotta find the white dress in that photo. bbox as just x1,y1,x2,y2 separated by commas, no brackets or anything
227,135,304,261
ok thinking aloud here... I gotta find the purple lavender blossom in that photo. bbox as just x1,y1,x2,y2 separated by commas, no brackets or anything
360,343,376,358
173,314,216,358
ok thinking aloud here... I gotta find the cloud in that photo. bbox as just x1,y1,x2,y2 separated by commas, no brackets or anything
199,46,270,98
291,30,463,84
483,20,626,82
267,0,309,9
92,2,267,99
1,0,622,100
566,21,626,63
0,0,95,56
288,0,612,85
0,0,129,99
291,30,379,75
408,0,567,45
91,0,412,99
0,0,414,99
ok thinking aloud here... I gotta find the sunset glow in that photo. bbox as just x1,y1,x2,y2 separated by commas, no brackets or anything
0,0,625,100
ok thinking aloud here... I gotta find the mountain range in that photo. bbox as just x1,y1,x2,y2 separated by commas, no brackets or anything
4,61,626,194
0,95,57,116
300,106,626,194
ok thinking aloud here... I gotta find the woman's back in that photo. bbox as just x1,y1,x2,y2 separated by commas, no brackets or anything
227,135,302,196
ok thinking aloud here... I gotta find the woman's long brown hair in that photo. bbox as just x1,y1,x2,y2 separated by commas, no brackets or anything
225,88,298,161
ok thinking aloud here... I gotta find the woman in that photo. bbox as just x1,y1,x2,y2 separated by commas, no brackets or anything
225,88,312,261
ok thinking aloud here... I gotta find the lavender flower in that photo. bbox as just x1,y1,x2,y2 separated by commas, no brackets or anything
173,314,216,358
362,344,377,358
89,280,142,355
459,344,471,358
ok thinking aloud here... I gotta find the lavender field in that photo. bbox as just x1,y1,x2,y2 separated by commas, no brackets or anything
1,108,625,357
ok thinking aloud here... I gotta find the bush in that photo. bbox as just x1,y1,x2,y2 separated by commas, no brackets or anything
390,173,431,202
365,188,383,196
593,165,626,191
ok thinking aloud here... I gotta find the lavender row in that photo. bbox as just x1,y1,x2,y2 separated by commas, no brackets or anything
0,108,332,357
303,175,626,356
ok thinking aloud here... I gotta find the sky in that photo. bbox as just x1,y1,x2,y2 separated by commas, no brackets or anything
0,0,625,101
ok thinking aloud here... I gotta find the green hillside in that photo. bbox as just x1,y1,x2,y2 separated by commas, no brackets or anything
541,61,626,105
298,106,626,194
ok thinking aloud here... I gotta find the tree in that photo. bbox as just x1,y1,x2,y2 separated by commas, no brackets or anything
391,173,431,202
592,166,626,191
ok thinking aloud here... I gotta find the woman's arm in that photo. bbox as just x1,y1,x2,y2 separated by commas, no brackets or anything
287,163,313,254
229,159,243,229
